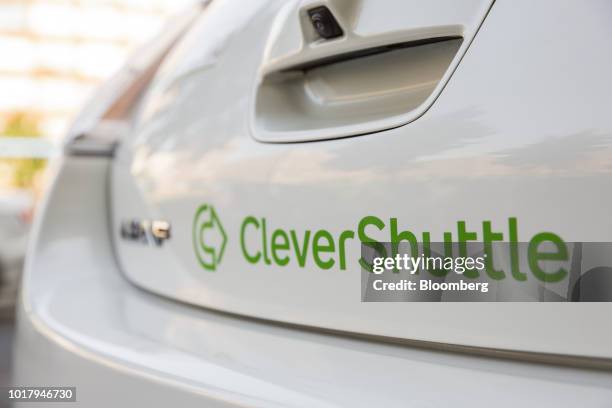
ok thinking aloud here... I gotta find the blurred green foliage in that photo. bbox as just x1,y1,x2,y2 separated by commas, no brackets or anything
3,112,42,138
1,112,47,189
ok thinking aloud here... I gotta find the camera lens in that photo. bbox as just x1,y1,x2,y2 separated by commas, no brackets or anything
307,7,343,40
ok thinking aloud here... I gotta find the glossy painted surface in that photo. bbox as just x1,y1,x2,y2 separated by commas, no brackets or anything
111,0,612,358
253,0,492,142
14,157,612,406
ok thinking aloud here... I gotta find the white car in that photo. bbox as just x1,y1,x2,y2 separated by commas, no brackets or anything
13,0,612,406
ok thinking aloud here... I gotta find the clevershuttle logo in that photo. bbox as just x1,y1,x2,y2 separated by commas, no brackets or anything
238,215,569,283
193,204,573,284
192,204,227,271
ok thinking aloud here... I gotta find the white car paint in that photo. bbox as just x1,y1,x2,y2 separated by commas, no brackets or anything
113,0,612,359
14,155,612,407
13,0,612,405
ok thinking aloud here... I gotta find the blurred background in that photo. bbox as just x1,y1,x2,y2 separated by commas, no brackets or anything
0,0,194,388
